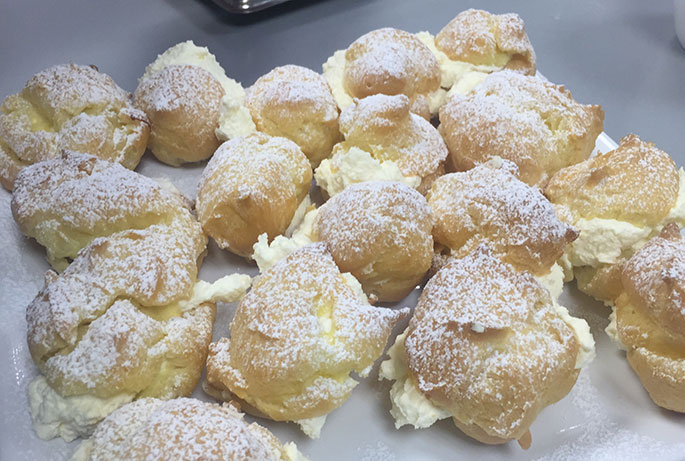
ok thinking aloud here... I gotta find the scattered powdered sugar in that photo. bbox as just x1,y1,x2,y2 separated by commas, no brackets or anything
80,398,285,460
207,243,408,423
429,159,577,275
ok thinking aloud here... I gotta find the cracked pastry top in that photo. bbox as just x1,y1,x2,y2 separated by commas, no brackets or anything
205,243,408,438
0,63,149,190
439,70,604,188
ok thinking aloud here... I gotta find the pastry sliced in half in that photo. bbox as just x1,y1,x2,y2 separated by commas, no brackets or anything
380,245,594,447
71,398,307,460
205,243,408,438
607,223,685,412
545,134,685,304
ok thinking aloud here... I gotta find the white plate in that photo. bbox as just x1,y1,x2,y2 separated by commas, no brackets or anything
2,132,685,461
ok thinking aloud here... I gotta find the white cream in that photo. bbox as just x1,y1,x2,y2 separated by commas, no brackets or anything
322,49,354,110
666,168,685,222
379,332,451,429
28,376,134,442
314,146,421,197
566,218,652,267
141,40,255,141
282,442,309,461
535,262,566,300
285,196,313,237
416,31,501,113
295,414,327,439
605,306,627,350
341,272,368,303
69,440,93,461
553,302,596,369
175,273,252,311
252,207,319,273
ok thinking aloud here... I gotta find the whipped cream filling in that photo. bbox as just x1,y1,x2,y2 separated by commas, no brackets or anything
322,49,354,111
295,414,327,439
566,169,685,269
141,40,255,141
416,32,503,114
535,262,565,300
379,332,451,429
314,146,420,198
28,376,135,442
553,302,596,369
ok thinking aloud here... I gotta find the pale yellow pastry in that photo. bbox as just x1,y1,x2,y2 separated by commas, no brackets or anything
11,152,189,271
196,132,312,257
135,41,254,166
0,63,149,190
607,224,685,413
380,245,593,446
322,28,440,120
439,70,604,187
71,398,307,461
315,181,433,302
545,134,685,304
246,65,341,168
205,243,408,438
25,204,251,441
427,158,578,299
314,94,448,197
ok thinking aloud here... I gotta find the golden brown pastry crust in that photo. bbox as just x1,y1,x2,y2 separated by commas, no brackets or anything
0,63,149,190
436,9,536,74
134,64,224,166
314,181,433,302
246,65,341,168
545,134,680,227
27,210,210,399
196,132,312,257
439,70,603,187
427,159,578,276
11,151,188,271
205,243,407,423
343,28,440,120
405,246,579,444
615,224,685,412
75,398,296,461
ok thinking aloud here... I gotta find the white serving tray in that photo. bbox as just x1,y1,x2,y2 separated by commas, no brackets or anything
2,132,684,461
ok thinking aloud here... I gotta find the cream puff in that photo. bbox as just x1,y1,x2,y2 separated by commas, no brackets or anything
427,158,578,299
322,28,440,120
134,41,254,166
314,94,447,197
380,245,594,446
545,134,685,304
196,132,312,257
205,243,408,438
11,151,189,271
417,9,536,113
0,63,149,190
439,70,604,187
606,223,685,412
71,398,307,460
246,65,341,168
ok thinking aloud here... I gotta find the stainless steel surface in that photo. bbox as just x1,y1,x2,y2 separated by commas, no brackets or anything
1,1,684,460
210,0,294,14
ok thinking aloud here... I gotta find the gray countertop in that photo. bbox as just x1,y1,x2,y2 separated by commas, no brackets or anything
2,1,684,460
1,0,683,157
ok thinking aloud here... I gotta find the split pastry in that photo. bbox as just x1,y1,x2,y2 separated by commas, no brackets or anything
606,224,685,412
255,181,433,302
196,132,312,257
26,202,251,441
246,65,341,168
314,94,448,197
427,158,578,299
134,41,254,166
545,134,685,304
205,243,408,438
417,9,536,113
71,398,307,461
380,245,594,446
322,27,440,120
439,70,604,187
11,151,189,271
0,63,149,190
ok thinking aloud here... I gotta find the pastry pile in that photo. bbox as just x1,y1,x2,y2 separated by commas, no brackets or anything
2,7,683,459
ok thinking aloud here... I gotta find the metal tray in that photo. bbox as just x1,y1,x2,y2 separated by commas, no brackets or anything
210,0,294,14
